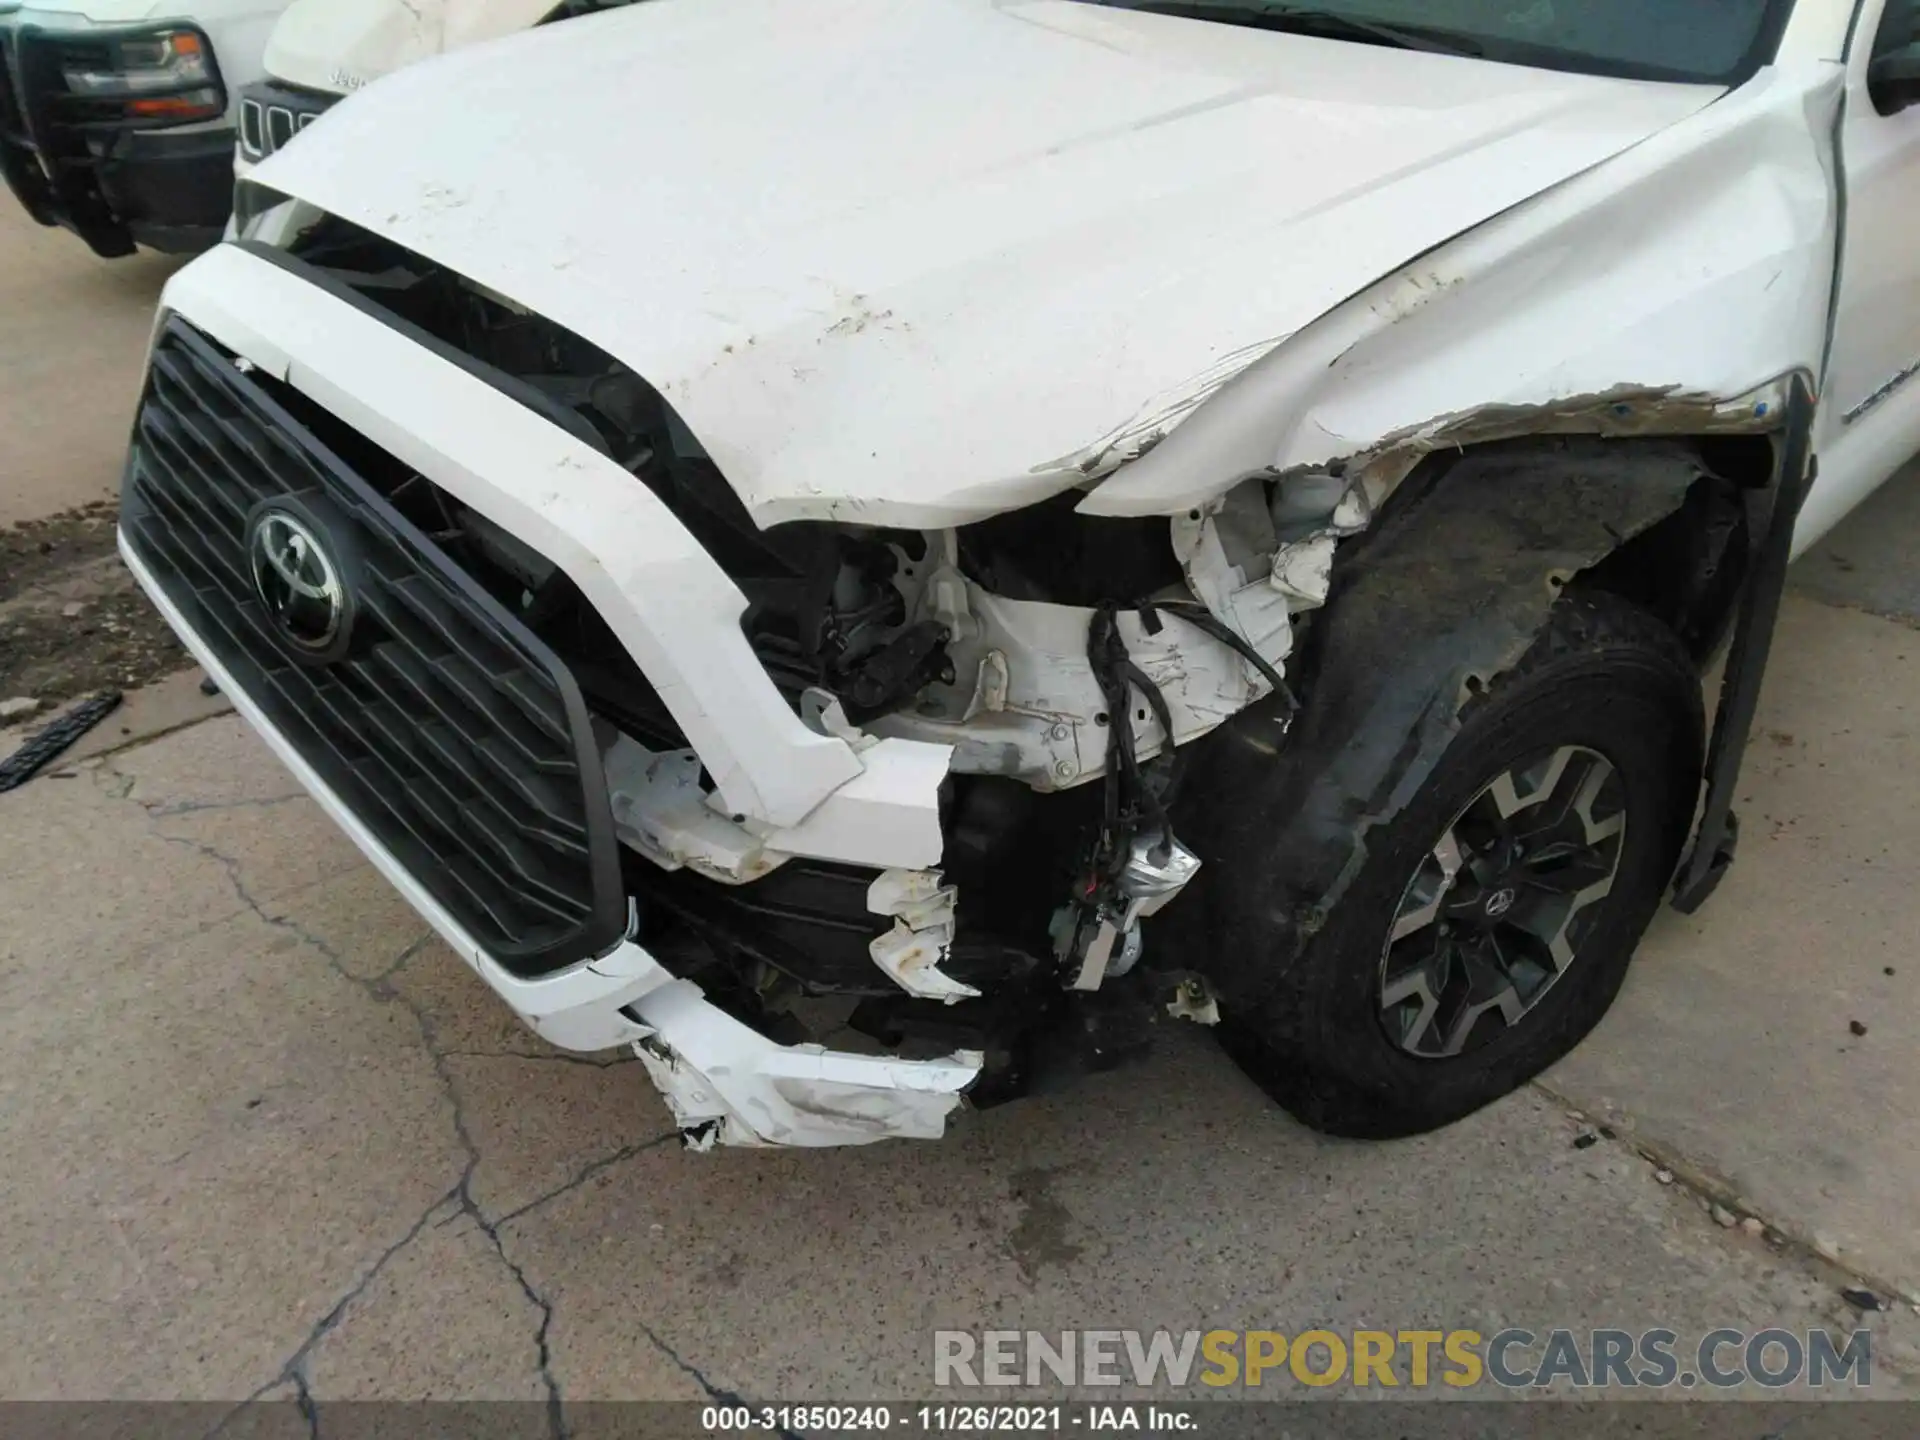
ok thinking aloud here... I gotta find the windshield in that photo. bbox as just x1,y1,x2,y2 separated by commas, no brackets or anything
1079,0,1797,85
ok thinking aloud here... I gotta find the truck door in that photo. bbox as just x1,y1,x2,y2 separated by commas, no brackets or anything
1805,0,1920,549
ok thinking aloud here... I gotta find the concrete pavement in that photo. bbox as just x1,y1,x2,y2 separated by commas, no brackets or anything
2,206,1918,1407
2,717,1915,1403
0,212,185,529
1549,541,1920,1301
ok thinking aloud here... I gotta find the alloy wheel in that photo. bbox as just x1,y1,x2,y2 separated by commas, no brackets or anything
1378,745,1628,1059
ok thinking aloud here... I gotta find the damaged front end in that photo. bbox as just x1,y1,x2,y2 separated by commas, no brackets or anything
176,58,1825,1147
590,448,1358,1140
185,213,1386,1147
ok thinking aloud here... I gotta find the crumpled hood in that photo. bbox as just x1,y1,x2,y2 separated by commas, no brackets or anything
253,0,1720,527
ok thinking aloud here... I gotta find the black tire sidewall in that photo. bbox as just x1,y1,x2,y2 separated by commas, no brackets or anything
1237,602,1703,1136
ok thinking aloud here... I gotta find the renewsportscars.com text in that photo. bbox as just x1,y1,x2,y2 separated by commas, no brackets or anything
933,1328,1872,1391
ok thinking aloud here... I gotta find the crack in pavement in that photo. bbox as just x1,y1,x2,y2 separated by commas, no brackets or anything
208,1190,460,1438
625,1325,801,1440
1533,1077,1920,1321
291,1371,319,1440
146,805,765,1427
92,766,581,1435
85,752,970,1428
90,759,306,820
110,772,770,1429
201,862,572,1433
374,930,438,983
634,1321,804,1435
454,1174,568,1440
143,792,309,819
642,1325,751,1406
442,1048,639,1070
491,1132,680,1231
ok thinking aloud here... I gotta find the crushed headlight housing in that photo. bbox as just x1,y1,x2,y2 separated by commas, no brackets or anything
61,27,224,124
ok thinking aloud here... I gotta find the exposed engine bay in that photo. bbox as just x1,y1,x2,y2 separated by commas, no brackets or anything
269,213,1381,1094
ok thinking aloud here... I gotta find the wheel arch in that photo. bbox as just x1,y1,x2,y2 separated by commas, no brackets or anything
1573,431,1778,667
1162,410,1811,1009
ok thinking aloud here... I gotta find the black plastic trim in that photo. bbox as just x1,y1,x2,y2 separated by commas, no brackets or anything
230,239,613,457
1670,377,1818,914
1086,0,1796,88
235,78,335,162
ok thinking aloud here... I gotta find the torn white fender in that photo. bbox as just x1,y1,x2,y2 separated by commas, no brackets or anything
1079,62,1842,520
762,740,954,872
599,727,780,883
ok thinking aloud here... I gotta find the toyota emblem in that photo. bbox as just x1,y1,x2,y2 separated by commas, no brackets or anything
248,507,349,658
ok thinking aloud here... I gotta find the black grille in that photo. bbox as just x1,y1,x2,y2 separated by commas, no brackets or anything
238,81,332,162
121,319,628,976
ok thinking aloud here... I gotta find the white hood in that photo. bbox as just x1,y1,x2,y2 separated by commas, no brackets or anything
253,0,1720,528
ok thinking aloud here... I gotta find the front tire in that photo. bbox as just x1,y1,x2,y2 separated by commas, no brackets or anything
1222,593,1703,1139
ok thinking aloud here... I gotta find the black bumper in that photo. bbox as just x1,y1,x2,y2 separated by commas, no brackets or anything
0,25,235,258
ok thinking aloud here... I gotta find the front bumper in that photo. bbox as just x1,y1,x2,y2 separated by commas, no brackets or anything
122,517,982,1150
0,19,233,257
119,242,981,1148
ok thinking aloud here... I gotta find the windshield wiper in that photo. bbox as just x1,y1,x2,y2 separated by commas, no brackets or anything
1127,2,1485,58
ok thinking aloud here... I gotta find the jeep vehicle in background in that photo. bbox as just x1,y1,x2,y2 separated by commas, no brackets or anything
120,0,1920,1149
234,0,636,178
0,0,290,256
0,0,628,257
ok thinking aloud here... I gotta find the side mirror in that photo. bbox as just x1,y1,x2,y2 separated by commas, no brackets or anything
1870,42,1920,116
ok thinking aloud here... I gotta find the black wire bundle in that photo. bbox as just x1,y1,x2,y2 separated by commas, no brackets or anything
1086,602,1177,874
1083,598,1300,884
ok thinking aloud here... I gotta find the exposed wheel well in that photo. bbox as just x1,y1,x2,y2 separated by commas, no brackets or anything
1575,434,1772,666
1335,432,1777,676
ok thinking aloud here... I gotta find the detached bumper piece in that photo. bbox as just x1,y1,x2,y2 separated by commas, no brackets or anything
632,981,983,1150
0,23,233,257
0,692,123,793
120,319,628,976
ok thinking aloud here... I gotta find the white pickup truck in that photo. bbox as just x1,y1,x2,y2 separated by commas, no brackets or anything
120,0,1920,1149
